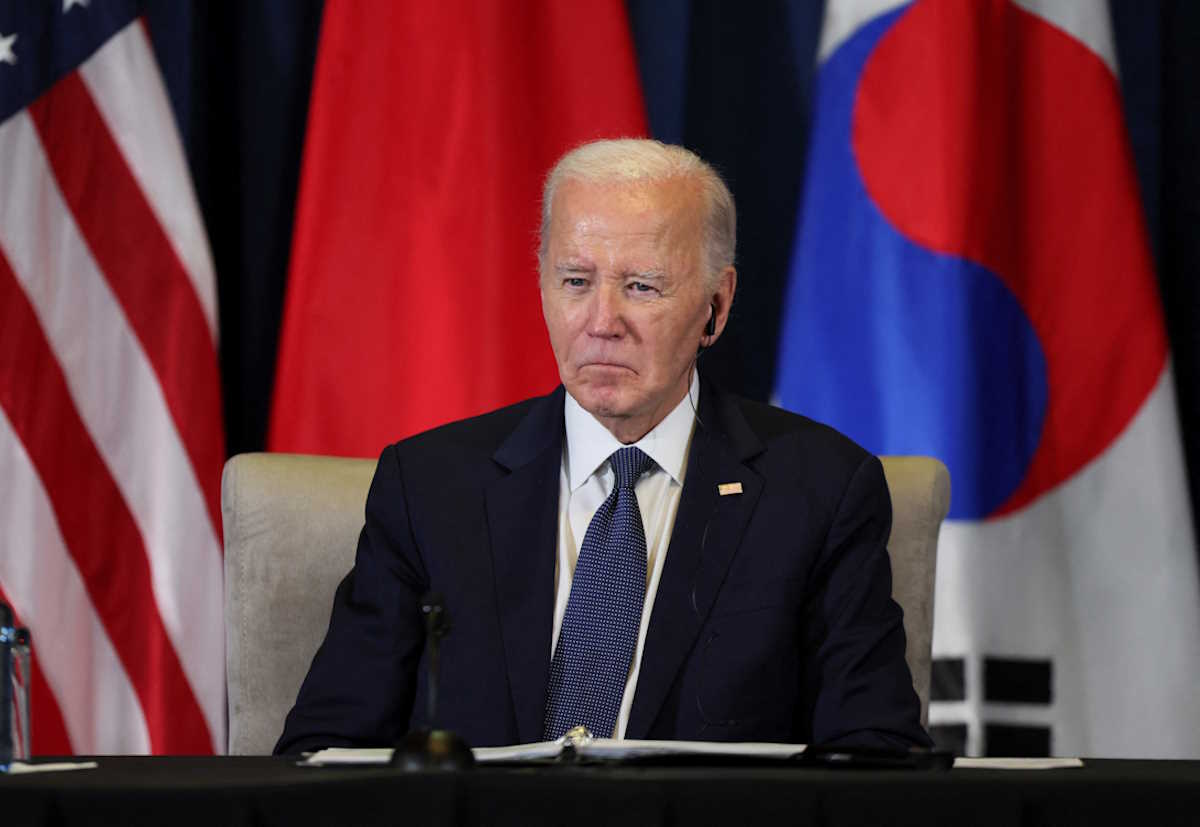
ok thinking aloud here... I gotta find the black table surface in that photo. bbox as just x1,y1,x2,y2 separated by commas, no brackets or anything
2,756,1199,826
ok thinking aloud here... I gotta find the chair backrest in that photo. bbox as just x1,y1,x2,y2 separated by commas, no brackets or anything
222,453,375,755
222,452,949,754
878,456,951,727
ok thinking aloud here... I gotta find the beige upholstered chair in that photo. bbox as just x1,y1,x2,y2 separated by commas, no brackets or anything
221,452,950,755
222,453,374,756
878,456,951,727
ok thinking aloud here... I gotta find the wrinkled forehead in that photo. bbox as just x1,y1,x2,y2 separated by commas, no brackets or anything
547,177,706,252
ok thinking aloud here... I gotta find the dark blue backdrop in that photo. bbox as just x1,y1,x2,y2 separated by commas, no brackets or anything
143,0,1200,537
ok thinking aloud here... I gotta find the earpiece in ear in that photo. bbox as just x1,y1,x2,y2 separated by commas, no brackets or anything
698,303,718,356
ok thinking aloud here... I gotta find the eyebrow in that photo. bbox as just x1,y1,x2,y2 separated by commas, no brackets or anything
554,260,594,272
624,269,667,282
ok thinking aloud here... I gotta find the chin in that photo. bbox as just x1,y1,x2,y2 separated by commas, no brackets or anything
572,383,635,420
579,392,628,419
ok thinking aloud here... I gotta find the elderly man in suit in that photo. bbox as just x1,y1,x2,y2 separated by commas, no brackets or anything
276,139,930,753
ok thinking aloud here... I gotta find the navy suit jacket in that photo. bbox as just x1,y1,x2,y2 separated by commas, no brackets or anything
276,381,930,754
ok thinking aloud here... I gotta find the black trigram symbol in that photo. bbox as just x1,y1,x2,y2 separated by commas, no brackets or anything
929,656,1053,756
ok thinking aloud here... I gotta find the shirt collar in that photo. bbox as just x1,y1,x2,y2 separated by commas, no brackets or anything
564,371,698,491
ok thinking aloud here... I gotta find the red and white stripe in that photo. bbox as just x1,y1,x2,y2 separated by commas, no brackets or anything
0,21,224,754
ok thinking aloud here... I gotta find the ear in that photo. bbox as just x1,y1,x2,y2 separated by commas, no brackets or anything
702,266,737,346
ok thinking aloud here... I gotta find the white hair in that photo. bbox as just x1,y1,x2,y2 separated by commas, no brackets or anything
538,138,736,288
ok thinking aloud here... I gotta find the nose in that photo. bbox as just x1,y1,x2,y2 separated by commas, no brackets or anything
586,284,624,339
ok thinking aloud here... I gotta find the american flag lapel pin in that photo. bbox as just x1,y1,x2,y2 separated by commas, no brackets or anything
717,482,743,496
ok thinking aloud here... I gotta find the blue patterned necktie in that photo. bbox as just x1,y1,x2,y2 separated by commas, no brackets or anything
543,446,655,740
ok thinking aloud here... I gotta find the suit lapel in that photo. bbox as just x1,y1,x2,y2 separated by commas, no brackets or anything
485,387,565,744
626,383,764,739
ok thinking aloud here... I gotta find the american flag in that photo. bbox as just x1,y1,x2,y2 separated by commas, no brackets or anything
0,0,224,753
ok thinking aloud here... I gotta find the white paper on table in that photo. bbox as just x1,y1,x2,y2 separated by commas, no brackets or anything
301,740,807,766
299,747,394,766
473,739,807,763
953,757,1084,770
471,741,563,762
4,761,100,774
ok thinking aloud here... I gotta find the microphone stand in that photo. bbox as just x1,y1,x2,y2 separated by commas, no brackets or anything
391,593,475,770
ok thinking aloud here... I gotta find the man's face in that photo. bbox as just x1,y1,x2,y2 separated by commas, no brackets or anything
540,177,733,442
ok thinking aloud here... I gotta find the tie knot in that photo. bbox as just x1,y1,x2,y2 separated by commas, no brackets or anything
610,446,654,490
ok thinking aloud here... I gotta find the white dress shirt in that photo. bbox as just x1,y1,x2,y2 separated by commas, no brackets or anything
551,372,699,739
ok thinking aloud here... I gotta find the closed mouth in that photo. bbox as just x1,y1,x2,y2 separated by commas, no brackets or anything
581,362,634,371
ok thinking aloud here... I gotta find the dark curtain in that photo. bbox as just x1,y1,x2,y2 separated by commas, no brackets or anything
145,0,324,457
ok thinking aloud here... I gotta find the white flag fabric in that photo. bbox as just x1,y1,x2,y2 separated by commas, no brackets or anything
775,0,1200,757
0,5,224,753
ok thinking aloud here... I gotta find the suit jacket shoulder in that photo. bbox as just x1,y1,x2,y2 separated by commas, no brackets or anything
727,394,868,459
390,387,562,466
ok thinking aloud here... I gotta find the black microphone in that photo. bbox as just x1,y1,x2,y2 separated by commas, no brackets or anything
420,592,449,728
390,592,475,770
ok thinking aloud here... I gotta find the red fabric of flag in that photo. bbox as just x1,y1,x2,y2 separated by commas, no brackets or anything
270,1,648,456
